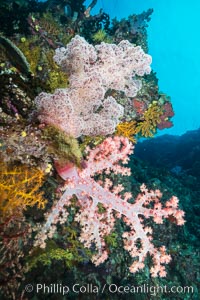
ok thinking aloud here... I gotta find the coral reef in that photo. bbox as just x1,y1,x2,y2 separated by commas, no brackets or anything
0,2,195,299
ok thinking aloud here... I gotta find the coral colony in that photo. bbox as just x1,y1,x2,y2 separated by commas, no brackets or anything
35,35,151,137
34,36,185,277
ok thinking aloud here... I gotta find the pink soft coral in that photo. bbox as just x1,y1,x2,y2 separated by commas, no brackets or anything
35,35,152,138
35,136,185,277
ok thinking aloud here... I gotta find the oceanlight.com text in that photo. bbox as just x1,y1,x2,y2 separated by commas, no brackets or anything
24,283,194,297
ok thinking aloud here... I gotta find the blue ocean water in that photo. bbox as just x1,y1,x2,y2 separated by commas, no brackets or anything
85,0,200,136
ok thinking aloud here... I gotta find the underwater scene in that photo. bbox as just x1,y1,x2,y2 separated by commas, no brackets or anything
0,0,199,299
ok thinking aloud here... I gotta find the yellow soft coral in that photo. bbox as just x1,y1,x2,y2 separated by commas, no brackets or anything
116,121,137,143
92,30,112,43
18,37,41,74
136,103,163,137
116,103,163,141
0,162,46,219
45,50,68,92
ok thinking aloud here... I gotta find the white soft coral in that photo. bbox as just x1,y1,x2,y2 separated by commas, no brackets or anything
35,35,152,137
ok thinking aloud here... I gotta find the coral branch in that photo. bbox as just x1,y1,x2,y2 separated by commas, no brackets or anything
35,137,184,276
